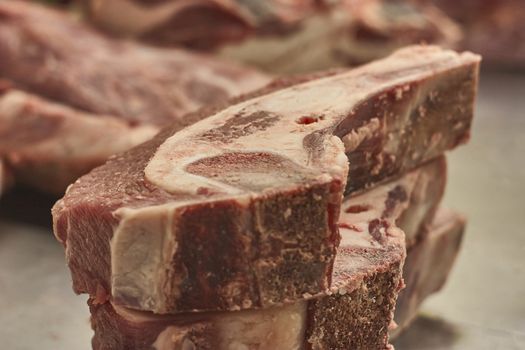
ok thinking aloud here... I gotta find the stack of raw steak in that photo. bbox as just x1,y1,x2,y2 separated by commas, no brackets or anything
0,160,11,197
0,1,269,195
53,46,479,349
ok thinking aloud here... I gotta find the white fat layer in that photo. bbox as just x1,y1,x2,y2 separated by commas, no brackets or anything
110,197,254,312
341,117,381,152
146,46,477,196
111,204,178,312
146,83,350,196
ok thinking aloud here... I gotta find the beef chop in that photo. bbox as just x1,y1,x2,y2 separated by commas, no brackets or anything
0,86,157,195
87,158,447,349
53,46,478,314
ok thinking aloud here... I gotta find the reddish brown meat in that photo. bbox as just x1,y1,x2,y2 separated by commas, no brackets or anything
53,46,479,314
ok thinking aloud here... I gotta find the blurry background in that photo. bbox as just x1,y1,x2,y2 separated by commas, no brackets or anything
0,0,524,349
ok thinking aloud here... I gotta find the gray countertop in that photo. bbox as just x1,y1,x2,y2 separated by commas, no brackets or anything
0,69,524,350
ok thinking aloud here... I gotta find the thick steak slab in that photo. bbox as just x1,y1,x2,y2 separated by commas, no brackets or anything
391,208,466,338
0,1,270,127
54,46,479,313
89,159,448,350
83,0,462,73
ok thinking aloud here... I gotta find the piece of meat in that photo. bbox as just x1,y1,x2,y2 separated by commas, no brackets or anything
0,1,270,127
88,188,454,350
0,87,157,195
391,208,465,338
428,0,525,67
87,158,446,349
53,46,478,314
0,1,270,195
89,158,448,350
82,0,462,73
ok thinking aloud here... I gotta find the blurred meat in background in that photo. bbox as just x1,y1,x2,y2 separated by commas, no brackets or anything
428,0,525,68
81,0,525,71
0,1,269,195
81,0,463,73
0,159,13,196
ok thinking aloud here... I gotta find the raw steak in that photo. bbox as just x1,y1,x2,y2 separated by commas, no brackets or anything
88,159,446,350
82,0,462,73
53,46,479,314
0,1,270,126
88,181,452,350
391,208,465,338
